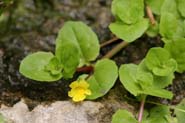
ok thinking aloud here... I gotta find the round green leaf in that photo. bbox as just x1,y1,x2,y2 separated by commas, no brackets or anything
55,21,100,65
19,52,62,82
119,63,173,99
164,39,185,73
119,64,141,96
145,47,177,76
112,0,144,24
161,0,179,18
159,12,178,40
112,110,138,123
109,18,149,42
86,59,118,99
138,59,174,88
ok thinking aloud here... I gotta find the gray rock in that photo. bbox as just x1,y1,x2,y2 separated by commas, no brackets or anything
0,92,135,123
0,100,103,123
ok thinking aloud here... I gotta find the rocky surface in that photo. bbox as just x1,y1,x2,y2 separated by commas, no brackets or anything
0,99,134,123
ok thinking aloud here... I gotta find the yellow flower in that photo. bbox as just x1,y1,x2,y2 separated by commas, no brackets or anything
68,79,91,102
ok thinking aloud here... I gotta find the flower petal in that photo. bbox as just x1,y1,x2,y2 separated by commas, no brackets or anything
85,89,91,95
79,80,89,88
68,79,91,102
68,89,76,97
69,81,79,88
73,94,86,102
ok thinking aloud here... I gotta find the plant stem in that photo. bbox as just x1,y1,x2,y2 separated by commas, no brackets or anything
76,66,94,73
138,95,147,123
146,5,156,25
103,41,129,59
100,37,119,48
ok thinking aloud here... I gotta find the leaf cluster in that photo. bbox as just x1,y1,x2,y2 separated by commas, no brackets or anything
112,106,177,123
112,98,185,123
119,47,177,99
109,0,149,42
147,0,185,41
20,21,100,81
19,21,119,99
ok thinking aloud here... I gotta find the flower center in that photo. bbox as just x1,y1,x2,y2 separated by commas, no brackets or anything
75,87,86,95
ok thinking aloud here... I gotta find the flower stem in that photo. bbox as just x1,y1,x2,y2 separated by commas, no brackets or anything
138,95,147,123
76,66,94,73
146,5,156,25
103,41,129,59
100,37,119,48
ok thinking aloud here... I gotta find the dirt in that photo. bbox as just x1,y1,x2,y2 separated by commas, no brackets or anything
0,0,185,112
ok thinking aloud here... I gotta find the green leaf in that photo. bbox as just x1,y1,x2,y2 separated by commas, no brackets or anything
175,99,185,123
138,59,174,89
112,110,138,123
111,0,144,24
177,0,185,18
0,114,5,123
142,87,173,99
119,64,140,96
164,39,185,73
136,69,153,89
109,18,149,42
146,0,165,15
161,0,179,18
153,73,174,88
145,47,177,76
19,52,62,82
56,43,80,78
56,21,99,63
45,56,63,75
146,22,159,37
119,63,173,99
159,12,178,41
55,21,100,78
143,106,171,123
86,59,118,99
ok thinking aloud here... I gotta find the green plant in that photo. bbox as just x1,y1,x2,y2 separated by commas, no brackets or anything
164,39,185,73
116,47,176,122
110,0,185,122
175,99,185,123
112,106,176,123
109,0,149,42
20,21,100,81
19,0,185,122
19,21,118,100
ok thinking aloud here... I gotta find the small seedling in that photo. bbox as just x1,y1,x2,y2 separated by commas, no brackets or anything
19,21,118,101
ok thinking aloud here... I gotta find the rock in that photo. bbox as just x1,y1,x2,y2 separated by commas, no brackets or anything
0,100,103,123
0,98,134,123
0,101,28,123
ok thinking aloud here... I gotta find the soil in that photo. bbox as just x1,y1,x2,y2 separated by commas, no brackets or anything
0,0,185,111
